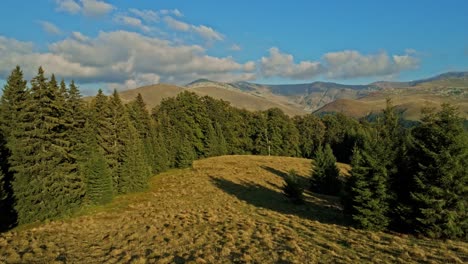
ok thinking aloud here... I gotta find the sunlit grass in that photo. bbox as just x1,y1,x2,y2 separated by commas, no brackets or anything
0,155,466,263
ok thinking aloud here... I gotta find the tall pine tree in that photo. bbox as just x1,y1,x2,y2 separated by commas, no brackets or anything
344,139,391,231
407,104,468,239
10,68,83,224
310,144,341,196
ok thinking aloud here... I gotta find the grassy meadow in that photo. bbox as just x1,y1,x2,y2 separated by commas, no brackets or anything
0,155,466,263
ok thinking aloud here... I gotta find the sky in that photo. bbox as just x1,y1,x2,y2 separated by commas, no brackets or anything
0,0,467,94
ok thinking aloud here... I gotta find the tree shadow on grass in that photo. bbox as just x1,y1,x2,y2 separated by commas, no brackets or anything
210,167,350,226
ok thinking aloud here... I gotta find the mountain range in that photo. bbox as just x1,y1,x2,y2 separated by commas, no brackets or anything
117,71,468,120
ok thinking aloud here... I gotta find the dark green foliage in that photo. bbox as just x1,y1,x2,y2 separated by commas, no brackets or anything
175,136,196,168
407,104,468,239
282,170,305,204
310,144,341,196
9,68,84,224
293,114,325,158
322,113,361,163
117,123,150,194
127,93,158,173
0,66,26,230
344,143,390,231
205,123,228,157
82,146,113,205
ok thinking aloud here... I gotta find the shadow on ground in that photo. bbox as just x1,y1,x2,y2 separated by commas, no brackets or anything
210,166,350,226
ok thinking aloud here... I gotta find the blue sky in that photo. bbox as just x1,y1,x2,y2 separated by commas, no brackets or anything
0,0,467,93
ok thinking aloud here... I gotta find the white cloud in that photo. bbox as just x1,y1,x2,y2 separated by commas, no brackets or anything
260,47,323,79
81,0,114,17
192,25,224,41
54,0,114,17
160,9,183,17
163,16,224,41
0,31,255,91
323,50,419,79
129,9,159,23
114,15,152,32
230,44,241,51
55,0,81,14
164,16,190,31
71,31,89,42
38,21,62,35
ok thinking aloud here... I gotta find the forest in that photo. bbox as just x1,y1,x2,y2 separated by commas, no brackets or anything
0,66,466,240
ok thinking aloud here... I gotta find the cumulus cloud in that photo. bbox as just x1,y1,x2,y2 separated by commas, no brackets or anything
129,9,159,23
114,15,152,32
163,16,224,41
38,21,62,35
323,50,419,79
260,47,323,79
55,0,81,14
54,0,114,17
0,31,255,91
160,9,183,17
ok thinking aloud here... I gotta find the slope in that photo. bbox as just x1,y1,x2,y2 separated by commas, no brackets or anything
1,156,466,263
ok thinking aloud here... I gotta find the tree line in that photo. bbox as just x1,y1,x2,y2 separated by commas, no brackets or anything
0,66,466,240
285,100,467,240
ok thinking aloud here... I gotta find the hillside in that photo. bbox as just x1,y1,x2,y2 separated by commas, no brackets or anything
118,82,307,116
1,156,466,263
118,83,184,110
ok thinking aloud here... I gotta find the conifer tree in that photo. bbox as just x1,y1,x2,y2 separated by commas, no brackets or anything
344,142,390,231
118,124,150,194
407,104,468,239
310,144,341,195
91,89,119,187
0,66,27,229
128,93,157,173
176,136,196,168
10,68,83,224
80,120,113,205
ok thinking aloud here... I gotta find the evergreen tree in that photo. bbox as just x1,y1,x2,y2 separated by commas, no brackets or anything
205,122,228,157
344,142,390,231
176,136,196,168
128,93,157,173
118,124,150,194
407,104,468,239
0,66,27,229
282,170,305,204
10,68,83,224
293,114,326,159
310,144,341,195
91,89,120,190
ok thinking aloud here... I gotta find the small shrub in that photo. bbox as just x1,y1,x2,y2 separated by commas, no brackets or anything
282,170,305,204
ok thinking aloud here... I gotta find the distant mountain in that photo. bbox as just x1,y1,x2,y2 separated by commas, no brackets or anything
118,81,307,116
111,71,468,120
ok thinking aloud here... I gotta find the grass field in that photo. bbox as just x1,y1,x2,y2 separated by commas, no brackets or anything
0,156,467,263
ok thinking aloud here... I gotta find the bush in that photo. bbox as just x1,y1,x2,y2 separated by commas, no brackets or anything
282,170,305,204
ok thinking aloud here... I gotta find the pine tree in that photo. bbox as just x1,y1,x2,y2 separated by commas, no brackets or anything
407,104,468,239
176,136,196,168
91,89,119,188
344,142,390,231
293,114,326,159
118,123,150,194
0,66,27,229
81,141,114,205
310,144,342,195
10,68,83,224
128,93,157,173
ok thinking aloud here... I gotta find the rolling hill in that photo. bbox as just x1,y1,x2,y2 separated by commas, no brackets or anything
95,71,468,120
1,155,466,263
118,82,308,116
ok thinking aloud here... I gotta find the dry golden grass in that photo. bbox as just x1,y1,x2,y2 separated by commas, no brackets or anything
0,155,466,263
188,86,307,116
